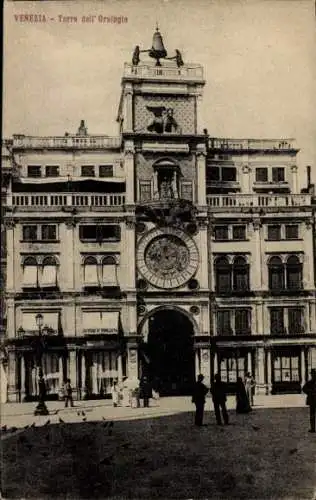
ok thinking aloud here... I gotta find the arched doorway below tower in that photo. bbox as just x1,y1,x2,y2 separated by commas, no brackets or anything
140,309,195,396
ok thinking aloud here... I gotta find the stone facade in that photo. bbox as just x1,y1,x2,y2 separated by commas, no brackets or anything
1,31,316,402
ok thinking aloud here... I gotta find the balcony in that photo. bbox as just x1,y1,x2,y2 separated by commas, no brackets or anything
207,193,311,209
12,135,121,150
209,138,298,152
123,62,204,82
9,193,125,210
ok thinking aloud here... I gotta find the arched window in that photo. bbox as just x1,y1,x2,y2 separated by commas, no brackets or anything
286,256,302,290
23,256,38,288
41,256,58,287
84,256,99,286
215,256,231,293
101,256,117,287
233,256,249,292
268,256,284,291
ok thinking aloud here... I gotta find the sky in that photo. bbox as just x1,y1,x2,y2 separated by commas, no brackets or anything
3,0,316,187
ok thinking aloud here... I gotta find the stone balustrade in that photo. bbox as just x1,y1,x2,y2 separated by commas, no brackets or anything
12,135,121,150
10,193,125,208
209,138,297,151
207,193,311,208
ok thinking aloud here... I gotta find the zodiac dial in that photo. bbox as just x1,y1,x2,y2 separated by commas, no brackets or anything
137,227,199,289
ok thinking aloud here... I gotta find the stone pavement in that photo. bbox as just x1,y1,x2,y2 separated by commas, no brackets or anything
0,394,306,431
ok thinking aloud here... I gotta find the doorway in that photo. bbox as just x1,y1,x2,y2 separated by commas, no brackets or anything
140,309,195,396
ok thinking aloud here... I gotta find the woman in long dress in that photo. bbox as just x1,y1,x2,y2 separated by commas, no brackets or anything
236,377,252,413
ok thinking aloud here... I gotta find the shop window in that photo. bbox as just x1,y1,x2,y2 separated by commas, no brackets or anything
22,225,38,241
22,257,38,288
41,256,58,288
220,356,245,383
272,167,285,182
27,165,41,178
99,165,113,177
83,256,99,286
270,308,285,334
233,256,249,291
285,225,299,240
232,225,246,241
45,166,59,177
268,257,284,291
267,225,281,241
255,167,268,182
214,226,229,241
273,355,299,382
286,256,302,290
81,165,95,177
41,225,57,241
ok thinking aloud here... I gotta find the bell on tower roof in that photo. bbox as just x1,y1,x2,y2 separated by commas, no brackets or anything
149,25,167,66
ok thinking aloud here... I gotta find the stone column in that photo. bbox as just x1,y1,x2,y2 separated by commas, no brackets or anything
58,355,64,399
117,354,123,382
125,219,136,291
291,165,298,193
81,353,87,399
200,348,211,387
68,350,78,399
64,220,76,291
303,219,313,290
153,170,158,198
7,351,17,402
127,346,138,379
300,349,306,384
266,350,272,395
213,351,218,376
124,87,133,132
5,220,15,292
195,349,201,378
247,351,252,374
20,355,26,402
124,141,135,204
252,219,262,291
196,145,207,206
256,347,265,395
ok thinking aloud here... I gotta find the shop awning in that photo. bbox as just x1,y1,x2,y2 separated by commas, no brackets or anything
82,311,120,335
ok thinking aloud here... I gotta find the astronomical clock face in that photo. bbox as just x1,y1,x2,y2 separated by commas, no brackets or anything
137,227,199,289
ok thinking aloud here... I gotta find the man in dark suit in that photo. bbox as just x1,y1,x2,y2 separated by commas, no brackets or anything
211,373,229,425
302,369,316,433
192,374,209,426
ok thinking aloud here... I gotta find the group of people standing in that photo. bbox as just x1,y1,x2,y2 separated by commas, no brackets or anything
111,376,155,408
192,372,255,427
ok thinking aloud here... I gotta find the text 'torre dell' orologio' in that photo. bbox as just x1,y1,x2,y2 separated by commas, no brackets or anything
137,227,199,289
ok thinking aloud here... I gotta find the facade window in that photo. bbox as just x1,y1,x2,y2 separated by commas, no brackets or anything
272,167,285,182
215,256,231,293
180,181,193,201
267,225,281,241
217,310,231,335
207,166,236,182
22,225,37,241
99,165,113,177
22,257,38,288
45,166,59,177
27,165,41,178
41,225,57,241
233,256,249,291
268,256,285,291
285,225,299,240
101,256,117,287
273,355,299,382
41,256,58,288
214,226,229,241
255,167,268,182
207,166,220,181
232,225,246,241
79,225,121,241
270,308,285,334
235,309,251,335
83,256,99,286
286,256,302,290
288,307,304,334
222,167,236,182
81,165,95,177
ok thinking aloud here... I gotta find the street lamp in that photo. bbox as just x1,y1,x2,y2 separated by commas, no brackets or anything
34,313,49,416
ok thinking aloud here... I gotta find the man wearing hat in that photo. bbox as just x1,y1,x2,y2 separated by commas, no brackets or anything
192,374,209,427
302,369,316,433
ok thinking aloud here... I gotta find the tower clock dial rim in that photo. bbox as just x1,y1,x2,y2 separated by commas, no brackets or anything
136,227,199,289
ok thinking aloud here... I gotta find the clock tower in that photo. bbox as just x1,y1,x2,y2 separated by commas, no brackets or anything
118,28,211,392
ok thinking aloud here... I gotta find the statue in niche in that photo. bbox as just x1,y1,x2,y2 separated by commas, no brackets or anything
146,106,180,134
159,175,174,200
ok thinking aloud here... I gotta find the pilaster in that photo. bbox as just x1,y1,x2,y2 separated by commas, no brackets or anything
124,140,135,204
196,145,207,206
7,350,17,402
